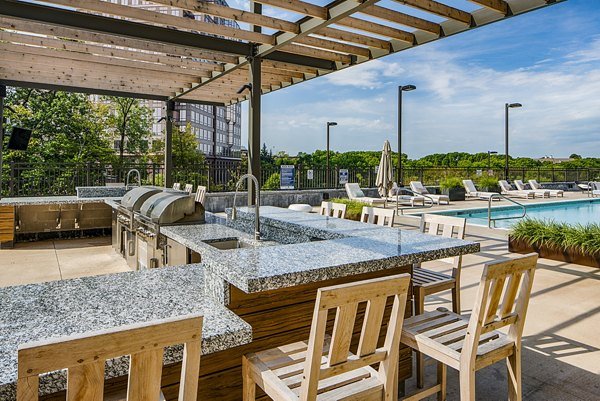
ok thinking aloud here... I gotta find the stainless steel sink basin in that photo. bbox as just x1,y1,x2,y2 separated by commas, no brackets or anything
202,237,278,250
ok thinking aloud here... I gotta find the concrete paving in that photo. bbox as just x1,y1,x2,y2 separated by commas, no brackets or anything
0,237,131,287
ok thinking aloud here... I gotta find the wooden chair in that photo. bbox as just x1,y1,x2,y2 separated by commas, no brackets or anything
412,214,466,388
401,253,538,401
17,314,203,401
360,206,395,227
173,183,181,190
183,184,194,194
243,274,411,401
195,185,207,206
319,201,346,219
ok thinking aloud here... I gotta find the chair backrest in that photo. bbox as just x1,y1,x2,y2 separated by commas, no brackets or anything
498,180,512,192
360,206,395,227
183,184,194,194
420,214,466,269
345,183,365,199
410,181,429,195
462,179,477,194
592,182,600,191
195,186,207,205
299,274,411,401
528,179,541,190
173,183,181,190
17,315,203,401
514,180,527,191
319,201,346,219
462,254,538,364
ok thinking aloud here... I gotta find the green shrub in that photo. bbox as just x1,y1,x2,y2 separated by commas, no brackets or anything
440,176,463,189
478,176,498,188
511,218,600,255
329,198,364,221
262,172,281,190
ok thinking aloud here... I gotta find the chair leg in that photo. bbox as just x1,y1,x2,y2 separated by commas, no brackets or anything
451,285,461,314
437,362,447,401
414,287,425,389
507,347,522,401
242,356,256,401
459,368,476,401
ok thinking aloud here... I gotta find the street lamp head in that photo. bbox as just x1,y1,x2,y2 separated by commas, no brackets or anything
401,85,416,92
488,150,498,154
327,121,338,127
507,103,522,108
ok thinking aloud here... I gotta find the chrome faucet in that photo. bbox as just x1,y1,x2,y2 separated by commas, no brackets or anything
126,169,141,187
231,173,260,240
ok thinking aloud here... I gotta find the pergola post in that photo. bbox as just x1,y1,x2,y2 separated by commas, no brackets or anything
165,100,175,188
0,85,5,199
248,55,261,206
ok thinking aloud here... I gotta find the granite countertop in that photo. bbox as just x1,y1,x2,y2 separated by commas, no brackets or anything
0,196,123,206
0,265,251,399
161,207,480,293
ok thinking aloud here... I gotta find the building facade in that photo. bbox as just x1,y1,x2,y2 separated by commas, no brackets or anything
107,0,243,161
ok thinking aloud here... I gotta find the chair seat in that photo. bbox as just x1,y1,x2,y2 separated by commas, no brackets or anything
412,267,455,291
401,308,515,371
245,339,384,400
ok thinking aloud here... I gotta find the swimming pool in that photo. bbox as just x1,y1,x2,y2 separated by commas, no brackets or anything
434,199,600,228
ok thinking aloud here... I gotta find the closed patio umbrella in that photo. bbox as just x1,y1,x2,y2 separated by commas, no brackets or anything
376,140,393,197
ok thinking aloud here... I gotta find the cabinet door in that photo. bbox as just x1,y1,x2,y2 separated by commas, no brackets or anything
165,238,188,266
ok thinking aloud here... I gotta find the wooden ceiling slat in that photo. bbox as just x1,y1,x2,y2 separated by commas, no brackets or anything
297,35,371,58
392,0,473,25
359,5,442,35
318,26,391,50
253,0,327,19
468,0,509,14
0,17,239,64
335,16,415,43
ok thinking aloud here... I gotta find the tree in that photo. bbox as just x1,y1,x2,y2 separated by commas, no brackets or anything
103,96,152,163
150,123,205,167
4,88,114,164
569,153,582,159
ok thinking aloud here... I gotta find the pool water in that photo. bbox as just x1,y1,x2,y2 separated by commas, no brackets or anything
435,199,600,228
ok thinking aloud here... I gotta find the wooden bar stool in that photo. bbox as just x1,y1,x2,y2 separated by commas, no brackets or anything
360,206,396,227
17,314,203,401
319,201,347,219
243,274,411,401
401,253,538,401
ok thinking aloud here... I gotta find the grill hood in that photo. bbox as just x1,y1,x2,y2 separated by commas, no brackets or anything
121,186,163,211
139,192,203,224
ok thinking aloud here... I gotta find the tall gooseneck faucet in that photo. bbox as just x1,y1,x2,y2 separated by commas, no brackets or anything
231,173,260,240
126,169,141,187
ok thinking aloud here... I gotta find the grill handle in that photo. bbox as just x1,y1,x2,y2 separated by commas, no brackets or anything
163,244,172,266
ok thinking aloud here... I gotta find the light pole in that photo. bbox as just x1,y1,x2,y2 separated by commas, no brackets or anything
326,121,337,188
398,84,416,185
504,102,522,179
487,150,498,170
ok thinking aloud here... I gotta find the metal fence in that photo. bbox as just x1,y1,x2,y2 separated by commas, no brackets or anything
2,161,599,197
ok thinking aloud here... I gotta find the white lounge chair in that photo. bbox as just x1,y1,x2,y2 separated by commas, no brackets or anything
345,183,386,206
515,180,550,198
462,179,499,200
386,182,431,206
591,181,600,197
410,181,450,205
528,180,564,197
499,180,536,199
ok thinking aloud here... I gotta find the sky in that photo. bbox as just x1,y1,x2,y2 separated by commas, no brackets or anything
230,0,600,158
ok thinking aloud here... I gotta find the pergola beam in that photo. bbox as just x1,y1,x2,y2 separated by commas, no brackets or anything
469,0,510,14
392,0,473,25
359,5,442,35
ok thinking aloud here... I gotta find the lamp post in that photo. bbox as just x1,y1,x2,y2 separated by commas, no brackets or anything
504,102,522,179
487,150,498,170
398,84,416,185
326,121,337,188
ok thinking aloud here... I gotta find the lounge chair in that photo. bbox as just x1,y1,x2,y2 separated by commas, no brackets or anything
515,180,550,198
344,183,386,206
499,180,536,199
592,181,600,197
410,181,450,205
386,182,431,206
528,179,564,197
462,179,499,200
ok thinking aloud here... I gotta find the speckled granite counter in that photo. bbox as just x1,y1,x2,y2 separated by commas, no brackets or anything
0,196,123,206
0,265,251,399
161,206,480,294
76,186,132,198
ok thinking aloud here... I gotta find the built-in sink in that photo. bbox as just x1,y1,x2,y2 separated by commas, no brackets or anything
202,237,278,250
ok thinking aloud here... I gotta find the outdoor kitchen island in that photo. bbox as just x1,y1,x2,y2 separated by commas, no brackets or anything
0,206,479,400
159,206,480,400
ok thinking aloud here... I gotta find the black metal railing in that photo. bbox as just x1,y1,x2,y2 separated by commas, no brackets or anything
1,161,599,197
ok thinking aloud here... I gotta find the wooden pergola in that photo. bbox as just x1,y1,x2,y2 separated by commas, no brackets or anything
0,0,562,195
